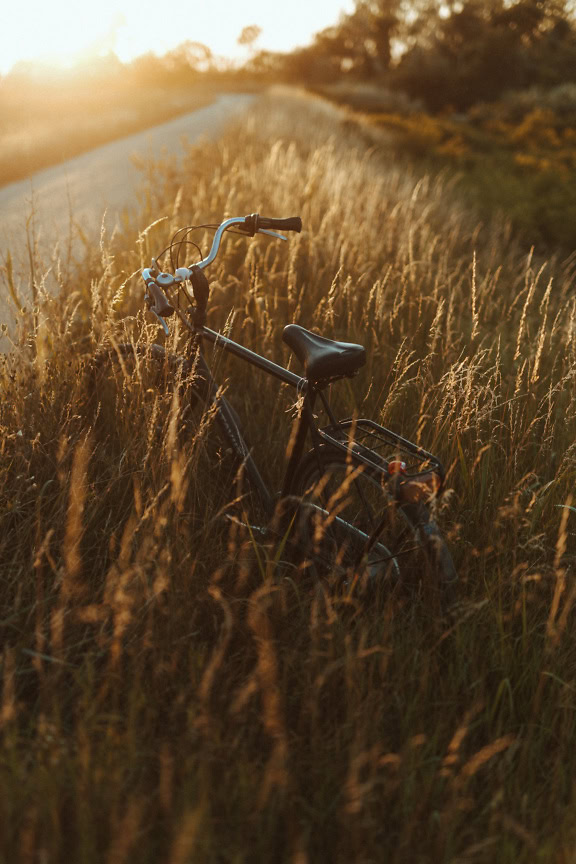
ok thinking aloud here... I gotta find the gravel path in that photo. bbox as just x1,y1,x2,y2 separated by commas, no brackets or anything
0,92,255,349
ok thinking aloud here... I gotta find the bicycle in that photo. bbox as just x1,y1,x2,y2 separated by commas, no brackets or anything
96,212,457,596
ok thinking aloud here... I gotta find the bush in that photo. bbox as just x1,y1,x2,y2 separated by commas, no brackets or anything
500,83,576,123
318,82,424,115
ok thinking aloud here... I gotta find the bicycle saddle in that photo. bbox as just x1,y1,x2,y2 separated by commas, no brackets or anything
283,324,366,382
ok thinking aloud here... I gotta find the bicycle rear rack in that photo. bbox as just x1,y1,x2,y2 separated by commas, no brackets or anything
316,419,444,482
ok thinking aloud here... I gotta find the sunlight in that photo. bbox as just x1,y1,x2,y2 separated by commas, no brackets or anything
3,0,354,74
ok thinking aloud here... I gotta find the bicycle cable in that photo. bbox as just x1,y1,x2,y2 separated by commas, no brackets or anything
156,222,256,272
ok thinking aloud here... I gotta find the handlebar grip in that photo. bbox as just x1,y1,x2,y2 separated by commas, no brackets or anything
242,213,303,236
259,216,302,233
147,282,175,317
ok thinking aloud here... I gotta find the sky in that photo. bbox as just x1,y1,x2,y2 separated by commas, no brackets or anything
2,0,356,75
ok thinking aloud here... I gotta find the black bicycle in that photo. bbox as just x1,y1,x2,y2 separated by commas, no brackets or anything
98,212,456,595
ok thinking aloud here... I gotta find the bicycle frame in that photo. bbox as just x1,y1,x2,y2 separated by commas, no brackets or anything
191,323,444,523
193,324,317,516
191,326,398,564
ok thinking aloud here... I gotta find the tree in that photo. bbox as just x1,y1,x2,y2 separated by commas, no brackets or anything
164,41,213,77
238,25,262,52
263,0,576,105
395,0,576,110
311,1,400,77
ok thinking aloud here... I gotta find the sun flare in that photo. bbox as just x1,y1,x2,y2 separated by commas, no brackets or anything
3,0,354,75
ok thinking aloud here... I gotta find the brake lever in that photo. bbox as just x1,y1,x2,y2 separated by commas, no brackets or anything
234,227,287,242
151,308,170,335
258,229,287,241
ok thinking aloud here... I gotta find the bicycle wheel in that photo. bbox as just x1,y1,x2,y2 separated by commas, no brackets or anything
291,444,456,598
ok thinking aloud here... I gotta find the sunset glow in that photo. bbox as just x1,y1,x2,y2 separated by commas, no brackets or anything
3,0,355,74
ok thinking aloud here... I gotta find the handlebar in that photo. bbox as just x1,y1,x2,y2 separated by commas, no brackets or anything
141,213,302,325
242,213,302,236
260,216,302,233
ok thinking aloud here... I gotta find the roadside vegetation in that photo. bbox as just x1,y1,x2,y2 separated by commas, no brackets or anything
322,80,576,253
2,88,576,861
252,0,576,253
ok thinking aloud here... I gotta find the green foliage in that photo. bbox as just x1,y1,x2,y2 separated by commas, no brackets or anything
393,0,576,110
370,96,576,251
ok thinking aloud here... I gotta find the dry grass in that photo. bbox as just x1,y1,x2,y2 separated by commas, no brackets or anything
1,87,576,862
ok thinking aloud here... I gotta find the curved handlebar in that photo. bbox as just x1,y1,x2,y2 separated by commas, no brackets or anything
196,212,301,269
142,213,302,295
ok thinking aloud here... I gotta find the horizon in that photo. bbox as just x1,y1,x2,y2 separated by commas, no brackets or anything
2,0,355,76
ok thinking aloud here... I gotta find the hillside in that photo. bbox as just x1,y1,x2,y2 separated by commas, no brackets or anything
1,88,575,862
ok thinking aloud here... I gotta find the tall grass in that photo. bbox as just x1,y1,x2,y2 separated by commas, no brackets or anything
1,87,576,861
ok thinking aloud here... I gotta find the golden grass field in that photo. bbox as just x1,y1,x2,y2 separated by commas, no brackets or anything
1,87,576,862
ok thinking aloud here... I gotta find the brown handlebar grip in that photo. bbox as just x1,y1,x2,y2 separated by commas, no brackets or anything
147,283,175,317
259,216,302,233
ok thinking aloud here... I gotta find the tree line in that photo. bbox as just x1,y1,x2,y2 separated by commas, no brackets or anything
250,0,576,111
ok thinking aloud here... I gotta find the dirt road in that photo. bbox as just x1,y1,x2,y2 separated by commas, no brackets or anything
0,92,255,349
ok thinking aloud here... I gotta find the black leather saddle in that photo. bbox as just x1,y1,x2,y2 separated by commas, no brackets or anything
283,324,366,382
